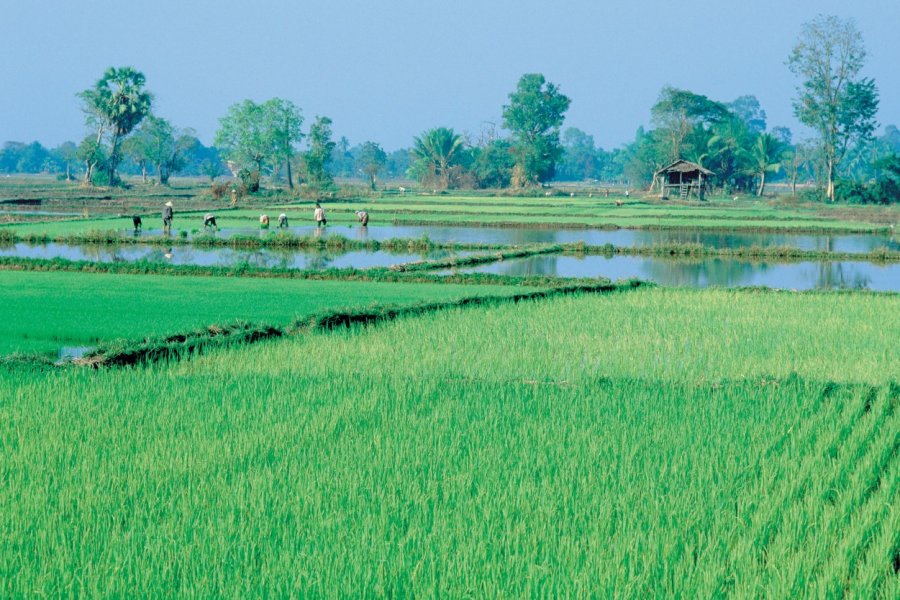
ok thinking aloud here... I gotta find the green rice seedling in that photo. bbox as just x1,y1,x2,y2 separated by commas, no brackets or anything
0,286,896,595
0,270,545,356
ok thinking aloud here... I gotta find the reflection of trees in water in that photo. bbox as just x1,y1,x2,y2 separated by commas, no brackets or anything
640,257,760,287
815,261,871,290
631,229,763,249
136,248,169,263
506,229,557,245
77,243,124,263
304,250,336,270
428,226,558,245
489,255,560,277
229,249,296,269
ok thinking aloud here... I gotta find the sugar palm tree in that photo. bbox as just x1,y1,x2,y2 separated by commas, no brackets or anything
411,127,465,190
79,67,153,185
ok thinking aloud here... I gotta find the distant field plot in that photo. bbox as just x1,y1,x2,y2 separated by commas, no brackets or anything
0,270,533,355
2,192,895,235
1,288,897,595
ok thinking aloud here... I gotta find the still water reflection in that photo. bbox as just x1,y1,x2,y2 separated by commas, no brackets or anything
0,242,464,270
452,254,899,291
127,224,897,253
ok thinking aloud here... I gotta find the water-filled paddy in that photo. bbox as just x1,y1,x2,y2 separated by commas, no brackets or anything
0,242,466,270
450,254,900,291
90,223,900,253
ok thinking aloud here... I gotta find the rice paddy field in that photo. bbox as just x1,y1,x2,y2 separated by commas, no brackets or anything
0,270,534,356
2,179,899,596
2,178,897,236
1,287,898,596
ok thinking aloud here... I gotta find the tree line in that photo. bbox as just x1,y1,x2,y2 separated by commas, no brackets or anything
2,15,897,203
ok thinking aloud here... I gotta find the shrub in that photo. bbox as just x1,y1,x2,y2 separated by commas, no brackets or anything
238,169,260,193
210,181,230,201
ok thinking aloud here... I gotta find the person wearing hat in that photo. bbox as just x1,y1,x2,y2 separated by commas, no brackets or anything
203,213,218,231
277,213,289,229
162,202,174,234
259,214,270,229
355,210,369,226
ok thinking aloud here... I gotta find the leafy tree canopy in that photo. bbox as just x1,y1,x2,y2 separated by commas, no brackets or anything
502,73,571,185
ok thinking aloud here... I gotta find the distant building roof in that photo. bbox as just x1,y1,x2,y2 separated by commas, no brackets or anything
655,160,714,177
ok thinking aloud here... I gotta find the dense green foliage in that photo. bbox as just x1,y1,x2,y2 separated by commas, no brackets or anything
0,288,897,595
301,116,336,189
409,128,467,190
502,73,571,185
214,98,304,189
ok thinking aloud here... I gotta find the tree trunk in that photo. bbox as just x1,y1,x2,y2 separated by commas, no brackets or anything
286,159,293,189
826,159,835,201
107,130,121,186
65,162,71,181
142,163,147,184
156,163,163,186
757,171,766,197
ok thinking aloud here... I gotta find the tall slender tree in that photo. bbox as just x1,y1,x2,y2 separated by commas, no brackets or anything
262,98,304,188
788,15,879,200
302,116,336,188
356,142,387,190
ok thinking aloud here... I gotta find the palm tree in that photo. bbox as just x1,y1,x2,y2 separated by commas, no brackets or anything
746,133,785,196
79,67,153,185
411,127,465,190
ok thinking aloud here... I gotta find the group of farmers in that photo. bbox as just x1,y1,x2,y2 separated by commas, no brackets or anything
138,202,370,233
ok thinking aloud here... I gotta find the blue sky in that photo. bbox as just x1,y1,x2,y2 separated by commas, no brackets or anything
2,0,897,150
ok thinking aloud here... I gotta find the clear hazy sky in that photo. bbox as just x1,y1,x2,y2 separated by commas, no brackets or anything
3,0,897,150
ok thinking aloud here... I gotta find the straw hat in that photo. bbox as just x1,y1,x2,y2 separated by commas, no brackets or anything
165,201,173,207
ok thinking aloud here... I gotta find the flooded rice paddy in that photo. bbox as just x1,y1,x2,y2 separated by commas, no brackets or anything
129,223,898,253
0,242,463,270
447,254,899,291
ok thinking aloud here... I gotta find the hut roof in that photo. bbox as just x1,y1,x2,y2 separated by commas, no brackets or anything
655,160,714,177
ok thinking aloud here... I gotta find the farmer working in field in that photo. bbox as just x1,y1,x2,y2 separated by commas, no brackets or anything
314,202,327,227
260,214,270,229
355,210,369,226
203,213,218,231
162,202,174,234
277,213,289,228
132,215,142,233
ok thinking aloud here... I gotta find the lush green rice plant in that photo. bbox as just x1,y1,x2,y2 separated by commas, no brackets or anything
0,288,896,595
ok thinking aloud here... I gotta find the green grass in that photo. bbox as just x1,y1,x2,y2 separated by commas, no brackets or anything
1,287,898,595
0,270,537,356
